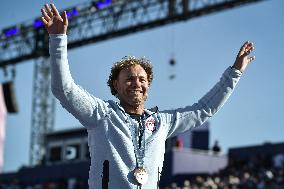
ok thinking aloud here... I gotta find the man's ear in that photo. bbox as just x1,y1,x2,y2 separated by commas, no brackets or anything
113,80,118,91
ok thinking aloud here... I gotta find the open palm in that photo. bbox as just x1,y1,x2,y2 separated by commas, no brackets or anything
41,4,68,34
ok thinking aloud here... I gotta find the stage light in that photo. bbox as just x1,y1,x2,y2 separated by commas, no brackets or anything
66,8,79,19
34,20,44,28
3,27,19,37
95,0,112,9
169,58,176,66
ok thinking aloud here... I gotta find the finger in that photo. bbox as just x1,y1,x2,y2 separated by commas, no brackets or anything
62,11,68,26
241,41,255,56
40,17,48,26
244,44,254,56
243,49,251,57
41,8,51,21
246,44,254,53
50,3,60,17
245,42,253,51
243,41,250,48
247,56,255,63
247,47,254,55
238,41,249,56
44,4,53,18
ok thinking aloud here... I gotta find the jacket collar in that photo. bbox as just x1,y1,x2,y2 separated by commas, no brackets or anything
115,101,158,116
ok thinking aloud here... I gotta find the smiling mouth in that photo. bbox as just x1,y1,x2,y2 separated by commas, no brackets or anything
129,90,143,95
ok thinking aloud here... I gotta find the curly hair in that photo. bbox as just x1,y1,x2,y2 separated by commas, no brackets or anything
107,56,154,96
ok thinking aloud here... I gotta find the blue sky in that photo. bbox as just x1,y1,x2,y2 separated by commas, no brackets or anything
0,0,283,172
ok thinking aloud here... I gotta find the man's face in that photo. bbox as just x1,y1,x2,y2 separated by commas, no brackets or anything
114,65,149,108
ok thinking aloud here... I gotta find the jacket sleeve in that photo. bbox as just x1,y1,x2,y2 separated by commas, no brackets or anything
49,34,108,128
162,67,242,138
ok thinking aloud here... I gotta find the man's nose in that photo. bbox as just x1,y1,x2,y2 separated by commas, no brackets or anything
132,78,141,87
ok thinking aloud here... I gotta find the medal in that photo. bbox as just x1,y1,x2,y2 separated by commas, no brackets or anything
134,167,148,185
124,111,151,186
145,116,156,132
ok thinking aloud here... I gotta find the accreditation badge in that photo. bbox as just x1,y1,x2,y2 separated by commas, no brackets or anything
134,167,148,185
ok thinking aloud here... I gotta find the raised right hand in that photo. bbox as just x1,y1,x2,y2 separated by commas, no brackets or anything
232,41,255,73
41,4,68,34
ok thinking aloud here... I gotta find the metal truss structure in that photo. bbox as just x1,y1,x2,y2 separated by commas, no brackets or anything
30,57,55,165
0,0,266,165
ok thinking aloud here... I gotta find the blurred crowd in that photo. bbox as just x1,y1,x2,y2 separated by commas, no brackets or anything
1,153,283,189
0,178,87,189
162,153,284,189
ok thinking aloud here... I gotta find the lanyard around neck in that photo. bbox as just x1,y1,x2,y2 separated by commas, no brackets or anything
127,113,146,168
114,102,160,168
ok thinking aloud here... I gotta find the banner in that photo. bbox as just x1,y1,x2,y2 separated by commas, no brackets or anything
0,85,7,173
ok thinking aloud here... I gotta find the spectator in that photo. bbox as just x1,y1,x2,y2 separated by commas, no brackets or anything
273,153,284,169
212,140,221,155
175,137,184,149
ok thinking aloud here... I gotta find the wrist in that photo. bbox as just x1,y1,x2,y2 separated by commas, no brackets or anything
232,62,245,73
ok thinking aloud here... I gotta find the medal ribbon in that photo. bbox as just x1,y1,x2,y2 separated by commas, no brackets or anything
114,102,160,168
127,113,146,168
